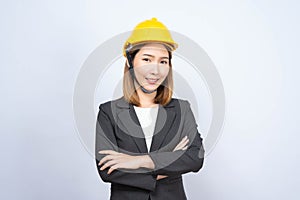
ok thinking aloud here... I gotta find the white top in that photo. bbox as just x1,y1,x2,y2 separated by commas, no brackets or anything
133,105,159,152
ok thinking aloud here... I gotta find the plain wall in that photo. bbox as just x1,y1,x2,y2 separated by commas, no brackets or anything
1,0,299,199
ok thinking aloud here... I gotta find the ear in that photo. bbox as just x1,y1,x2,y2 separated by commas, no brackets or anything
126,58,134,69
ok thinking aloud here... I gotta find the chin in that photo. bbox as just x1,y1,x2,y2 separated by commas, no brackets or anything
142,85,159,91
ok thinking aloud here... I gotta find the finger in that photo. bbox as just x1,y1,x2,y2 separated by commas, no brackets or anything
98,155,111,166
100,160,117,171
99,162,109,171
100,159,118,170
174,143,189,151
99,154,123,166
182,146,188,150
178,136,188,144
176,136,188,147
174,139,186,150
157,175,168,180
98,155,114,166
107,165,118,174
98,150,119,155
181,138,189,147
174,138,189,151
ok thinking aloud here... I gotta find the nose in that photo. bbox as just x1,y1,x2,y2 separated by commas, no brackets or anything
150,62,160,74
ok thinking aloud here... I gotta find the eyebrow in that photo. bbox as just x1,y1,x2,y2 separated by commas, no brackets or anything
142,54,169,59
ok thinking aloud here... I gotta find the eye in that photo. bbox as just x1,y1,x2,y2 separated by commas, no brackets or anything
142,58,151,62
160,60,169,65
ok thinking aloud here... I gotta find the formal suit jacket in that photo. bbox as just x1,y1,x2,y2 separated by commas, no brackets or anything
95,96,205,200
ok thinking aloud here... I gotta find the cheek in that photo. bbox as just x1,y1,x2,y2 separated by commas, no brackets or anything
132,59,140,68
161,66,170,77
133,67,146,78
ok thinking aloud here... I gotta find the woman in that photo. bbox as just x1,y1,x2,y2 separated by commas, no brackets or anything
95,18,205,200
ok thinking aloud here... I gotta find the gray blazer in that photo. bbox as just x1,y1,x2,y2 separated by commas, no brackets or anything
95,96,205,200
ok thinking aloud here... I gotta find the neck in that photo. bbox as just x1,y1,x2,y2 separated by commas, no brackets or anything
136,88,157,107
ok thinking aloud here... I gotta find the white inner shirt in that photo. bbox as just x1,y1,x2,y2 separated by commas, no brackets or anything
133,105,159,152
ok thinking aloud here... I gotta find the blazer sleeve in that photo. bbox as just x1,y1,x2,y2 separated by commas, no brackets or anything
148,100,205,176
95,104,157,191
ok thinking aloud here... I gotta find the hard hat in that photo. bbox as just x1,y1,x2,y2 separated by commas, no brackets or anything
123,17,178,56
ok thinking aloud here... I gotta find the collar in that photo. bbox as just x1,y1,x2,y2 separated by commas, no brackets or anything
115,96,176,109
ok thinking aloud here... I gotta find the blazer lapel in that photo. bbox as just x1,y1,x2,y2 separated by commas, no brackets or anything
115,96,176,154
115,97,148,153
149,104,176,152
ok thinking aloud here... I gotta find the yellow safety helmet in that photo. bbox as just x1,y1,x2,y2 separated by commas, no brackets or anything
123,17,178,57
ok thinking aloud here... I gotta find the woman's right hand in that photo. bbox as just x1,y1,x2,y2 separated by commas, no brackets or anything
173,136,189,151
156,136,189,180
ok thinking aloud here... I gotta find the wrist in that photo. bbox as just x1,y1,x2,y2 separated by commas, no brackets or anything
139,155,155,169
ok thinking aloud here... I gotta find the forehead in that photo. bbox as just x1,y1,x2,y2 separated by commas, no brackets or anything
137,43,169,56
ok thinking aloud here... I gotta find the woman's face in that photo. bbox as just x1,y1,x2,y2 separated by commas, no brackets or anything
132,43,170,92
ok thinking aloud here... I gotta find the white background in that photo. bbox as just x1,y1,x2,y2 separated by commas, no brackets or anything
1,0,299,199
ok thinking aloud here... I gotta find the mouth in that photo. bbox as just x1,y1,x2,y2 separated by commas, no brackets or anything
145,78,159,84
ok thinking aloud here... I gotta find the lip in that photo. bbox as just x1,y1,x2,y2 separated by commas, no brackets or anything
146,78,159,84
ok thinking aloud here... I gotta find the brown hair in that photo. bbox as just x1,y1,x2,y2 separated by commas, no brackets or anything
122,44,173,107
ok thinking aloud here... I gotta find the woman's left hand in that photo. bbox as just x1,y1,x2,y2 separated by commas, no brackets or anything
98,150,153,174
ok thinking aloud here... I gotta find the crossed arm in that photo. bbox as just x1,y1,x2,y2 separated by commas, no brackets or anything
97,136,190,177
95,101,204,191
